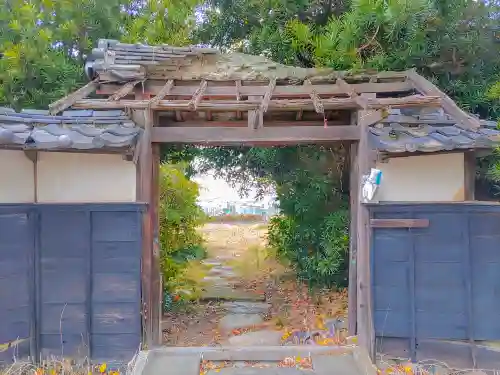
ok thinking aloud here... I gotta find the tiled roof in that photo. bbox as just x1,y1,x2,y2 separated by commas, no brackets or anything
0,108,140,151
371,108,500,153
86,39,219,81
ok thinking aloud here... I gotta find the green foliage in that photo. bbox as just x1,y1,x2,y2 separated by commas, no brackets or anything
196,145,349,286
268,209,349,287
0,0,201,109
123,0,202,46
195,0,500,286
158,163,206,296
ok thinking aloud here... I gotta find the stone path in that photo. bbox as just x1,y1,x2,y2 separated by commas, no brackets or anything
200,257,274,345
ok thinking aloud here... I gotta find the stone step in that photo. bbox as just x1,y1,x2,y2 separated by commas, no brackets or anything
219,313,263,331
201,286,265,302
202,259,223,266
207,367,310,375
222,301,272,314
227,330,283,346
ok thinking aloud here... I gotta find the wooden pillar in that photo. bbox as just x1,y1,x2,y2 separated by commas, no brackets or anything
151,134,162,345
356,94,377,359
464,151,476,201
348,112,359,336
132,106,155,347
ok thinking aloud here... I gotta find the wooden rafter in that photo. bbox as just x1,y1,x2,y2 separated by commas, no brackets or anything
148,79,174,107
188,79,207,110
48,78,99,115
97,80,414,98
151,125,359,144
260,78,277,112
336,78,368,109
108,79,143,101
305,79,324,114
406,69,481,130
73,95,441,111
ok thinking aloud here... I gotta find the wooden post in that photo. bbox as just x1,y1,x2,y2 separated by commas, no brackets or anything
132,104,154,347
464,151,476,201
348,111,359,337
151,137,162,345
356,94,376,359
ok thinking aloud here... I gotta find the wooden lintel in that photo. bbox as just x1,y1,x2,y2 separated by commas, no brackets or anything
151,125,359,144
406,69,481,130
48,79,99,115
108,80,143,101
188,79,207,110
370,219,430,228
149,79,174,107
96,80,414,98
73,95,441,112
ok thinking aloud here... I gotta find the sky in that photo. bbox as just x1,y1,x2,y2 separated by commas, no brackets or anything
192,170,276,208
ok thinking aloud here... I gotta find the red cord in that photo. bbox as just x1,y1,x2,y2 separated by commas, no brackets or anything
323,116,328,128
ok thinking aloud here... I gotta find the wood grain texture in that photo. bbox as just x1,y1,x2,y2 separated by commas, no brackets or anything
355,94,378,360
369,219,430,228
48,79,99,115
151,125,359,144
97,81,414,98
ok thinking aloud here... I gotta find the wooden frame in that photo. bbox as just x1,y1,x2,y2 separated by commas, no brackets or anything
49,66,483,359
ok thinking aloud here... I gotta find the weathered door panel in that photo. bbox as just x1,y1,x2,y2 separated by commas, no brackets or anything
38,209,90,358
371,203,500,369
0,209,34,361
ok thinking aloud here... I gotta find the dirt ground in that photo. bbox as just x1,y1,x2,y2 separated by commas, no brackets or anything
161,221,348,347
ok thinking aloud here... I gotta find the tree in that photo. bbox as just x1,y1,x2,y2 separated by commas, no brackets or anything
194,0,500,286
0,0,128,109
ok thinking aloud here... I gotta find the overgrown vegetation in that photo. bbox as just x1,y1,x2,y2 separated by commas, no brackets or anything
1,0,500,289
158,163,206,305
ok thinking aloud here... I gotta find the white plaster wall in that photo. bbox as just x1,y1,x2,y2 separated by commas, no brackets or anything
37,152,136,203
0,150,35,203
375,153,465,202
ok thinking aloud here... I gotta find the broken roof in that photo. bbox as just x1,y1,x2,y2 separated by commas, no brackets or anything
85,39,406,83
371,108,500,153
0,108,140,151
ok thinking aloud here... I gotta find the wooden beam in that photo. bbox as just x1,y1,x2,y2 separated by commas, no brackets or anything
188,79,207,110
96,81,414,98
356,94,376,360
151,125,359,144
260,78,277,112
108,80,143,101
149,79,174,107
248,95,263,129
406,69,481,130
73,95,441,111
48,78,99,115
305,79,325,114
337,78,368,109
370,219,430,228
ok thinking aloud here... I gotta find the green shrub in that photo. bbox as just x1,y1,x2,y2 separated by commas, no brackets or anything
268,208,349,288
158,163,206,299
